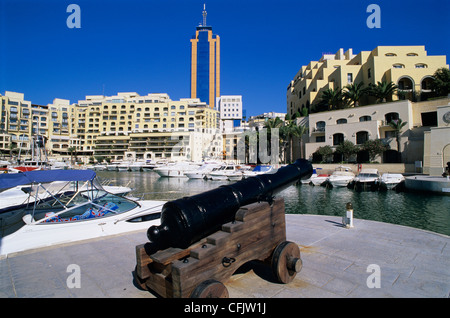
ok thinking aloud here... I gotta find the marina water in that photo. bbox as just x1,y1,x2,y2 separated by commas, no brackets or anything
98,171,450,236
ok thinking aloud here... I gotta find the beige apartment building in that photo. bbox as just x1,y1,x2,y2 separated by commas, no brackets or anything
303,97,450,173
1,91,221,163
287,45,448,117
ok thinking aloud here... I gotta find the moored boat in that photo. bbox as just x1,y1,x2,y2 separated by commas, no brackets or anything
0,169,164,257
326,166,355,188
350,168,381,191
380,173,405,190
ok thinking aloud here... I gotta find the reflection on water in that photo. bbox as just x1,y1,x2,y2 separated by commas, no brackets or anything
97,171,450,236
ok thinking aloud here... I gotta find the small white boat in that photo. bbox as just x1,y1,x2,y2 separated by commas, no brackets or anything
184,162,222,179
209,165,240,181
327,166,355,187
154,162,201,178
310,174,330,186
93,164,107,171
380,173,404,190
351,169,381,190
243,165,275,178
301,168,319,184
0,169,164,257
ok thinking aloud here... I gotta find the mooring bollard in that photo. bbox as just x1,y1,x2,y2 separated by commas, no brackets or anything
342,202,354,228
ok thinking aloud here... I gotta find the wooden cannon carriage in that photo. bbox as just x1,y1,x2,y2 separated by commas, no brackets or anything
134,197,302,298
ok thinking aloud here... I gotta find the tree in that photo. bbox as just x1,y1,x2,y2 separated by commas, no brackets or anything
388,118,408,162
430,68,450,97
343,82,368,107
68,146,76,165
361,139,389,162
319,87,345,110
315,145,333,163
285,121,308,162
368,81,398,103
335,140,358,162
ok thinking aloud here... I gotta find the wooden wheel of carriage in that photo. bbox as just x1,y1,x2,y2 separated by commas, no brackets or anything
190,279,229,298
271,241,302,284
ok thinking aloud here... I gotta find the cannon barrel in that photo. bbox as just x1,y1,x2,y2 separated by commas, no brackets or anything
145,159,313,254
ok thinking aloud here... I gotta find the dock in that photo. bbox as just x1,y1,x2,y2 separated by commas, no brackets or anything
1,214,449,298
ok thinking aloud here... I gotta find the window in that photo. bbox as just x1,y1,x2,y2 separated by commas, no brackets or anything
359,115,371,122
407,53,418,56
385,112,399,124
356,131,369,145
368,68,371,78
336,118,347,124
415,64,427,68
333,133,344,146
393,64,405,68
347,73,353,84
385,53,397,57
315,121,325,132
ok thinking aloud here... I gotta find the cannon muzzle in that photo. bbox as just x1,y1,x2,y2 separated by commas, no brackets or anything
145,159,313,255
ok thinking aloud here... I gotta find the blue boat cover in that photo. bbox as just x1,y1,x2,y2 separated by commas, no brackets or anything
0,170,96,190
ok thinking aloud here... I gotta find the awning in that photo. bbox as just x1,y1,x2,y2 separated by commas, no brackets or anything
0,169,97,190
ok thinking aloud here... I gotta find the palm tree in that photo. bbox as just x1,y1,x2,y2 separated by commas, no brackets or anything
388,118,408,162
319,87,344,110
343,82,368,107
281,121,308,162
368,81,398,103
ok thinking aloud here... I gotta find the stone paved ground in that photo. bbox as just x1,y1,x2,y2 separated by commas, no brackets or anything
1,215,449,298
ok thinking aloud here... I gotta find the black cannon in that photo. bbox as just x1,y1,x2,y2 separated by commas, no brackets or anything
145,159,313,255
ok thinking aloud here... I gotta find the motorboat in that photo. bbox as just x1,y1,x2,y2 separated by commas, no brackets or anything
184,162,222,179
0,169,164,257
380,173,405,190
242,165,275,178
350,168,381,191
153,162,201,178
309,174,330,186
301,168,319,184
327,166,355,187
209,164,240,181
92,164,107,171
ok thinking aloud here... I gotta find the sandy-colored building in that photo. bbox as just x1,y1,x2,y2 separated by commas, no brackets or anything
1,91,221,163
303,98,450,170
287,46,448,117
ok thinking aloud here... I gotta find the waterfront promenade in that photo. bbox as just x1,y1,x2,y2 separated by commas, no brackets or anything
1,214,449,298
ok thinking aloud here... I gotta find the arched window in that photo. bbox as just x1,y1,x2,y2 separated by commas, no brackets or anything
333,133,344,146
406,53,418,56
385,112,399,124
359,115,371,122
315,121,325,132
356,131,369,145
415,63,427,68
385,53,397,57
398,77,414,90
393,64,405,68
336,118,347,124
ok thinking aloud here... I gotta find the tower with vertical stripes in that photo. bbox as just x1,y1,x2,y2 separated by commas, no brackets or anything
190,4,220,109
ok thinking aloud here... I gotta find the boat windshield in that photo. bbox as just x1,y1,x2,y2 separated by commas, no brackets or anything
0,180,139,237
358,173,379,178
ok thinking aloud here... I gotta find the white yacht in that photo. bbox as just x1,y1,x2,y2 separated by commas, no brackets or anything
209,164,240,181
327,166,355,187
0,170,164,257
184,162,222,179
380,173,405,190
351,169,381,190
153,162,201,178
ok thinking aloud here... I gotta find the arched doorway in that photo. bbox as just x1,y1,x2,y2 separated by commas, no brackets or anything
398,76,415,101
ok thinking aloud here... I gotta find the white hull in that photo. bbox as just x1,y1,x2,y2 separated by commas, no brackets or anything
328,176,354,187
0,200,164,257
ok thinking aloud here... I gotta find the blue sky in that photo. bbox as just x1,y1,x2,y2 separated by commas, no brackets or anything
1,0,449,117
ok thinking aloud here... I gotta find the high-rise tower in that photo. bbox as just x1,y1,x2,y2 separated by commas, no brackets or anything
190,4,220,108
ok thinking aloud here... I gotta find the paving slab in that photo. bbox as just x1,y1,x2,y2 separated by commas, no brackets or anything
0,215,449,298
